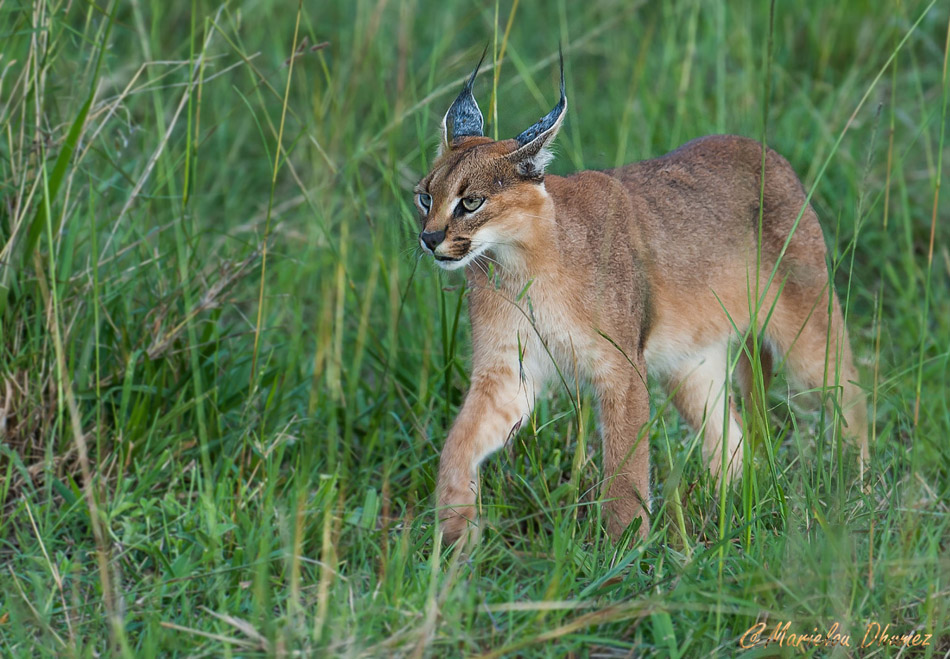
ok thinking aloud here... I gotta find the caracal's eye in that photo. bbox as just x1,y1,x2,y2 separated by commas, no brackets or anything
461,196,484,212
418,193,432,213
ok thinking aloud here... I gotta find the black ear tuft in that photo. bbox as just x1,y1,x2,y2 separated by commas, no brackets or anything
441,45,489,147
513,45,566,147
506,46,567,178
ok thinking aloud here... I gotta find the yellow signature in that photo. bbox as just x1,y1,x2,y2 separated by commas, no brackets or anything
740,621,933,650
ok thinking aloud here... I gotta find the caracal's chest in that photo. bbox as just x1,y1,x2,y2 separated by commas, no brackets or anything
487,275,608,381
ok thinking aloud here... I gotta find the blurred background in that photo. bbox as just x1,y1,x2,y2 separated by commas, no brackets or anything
1,0,948,655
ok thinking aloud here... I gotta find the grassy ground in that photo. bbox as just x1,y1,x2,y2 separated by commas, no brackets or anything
1,0,949,655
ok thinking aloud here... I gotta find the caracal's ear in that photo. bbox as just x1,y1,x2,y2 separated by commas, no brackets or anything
439,45,488,156
506,46,567,179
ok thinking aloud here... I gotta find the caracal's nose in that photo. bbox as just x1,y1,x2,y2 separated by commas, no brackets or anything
420,230,445,252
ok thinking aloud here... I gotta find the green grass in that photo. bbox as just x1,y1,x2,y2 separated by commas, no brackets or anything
1,0,949,655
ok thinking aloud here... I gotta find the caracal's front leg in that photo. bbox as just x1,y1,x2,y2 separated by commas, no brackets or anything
595,357,652,540
437,343,544,545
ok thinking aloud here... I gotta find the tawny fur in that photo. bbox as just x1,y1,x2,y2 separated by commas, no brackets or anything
415,131,868,546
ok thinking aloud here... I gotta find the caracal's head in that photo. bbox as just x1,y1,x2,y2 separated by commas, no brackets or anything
413,47,567,271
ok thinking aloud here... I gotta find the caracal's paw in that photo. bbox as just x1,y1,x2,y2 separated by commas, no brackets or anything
437,483,478,546
439,508,478,547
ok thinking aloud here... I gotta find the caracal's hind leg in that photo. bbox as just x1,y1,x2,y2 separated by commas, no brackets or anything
667,341,745,486
767,283,868,473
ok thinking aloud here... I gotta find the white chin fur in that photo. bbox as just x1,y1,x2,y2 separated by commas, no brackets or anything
435,240,493,271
